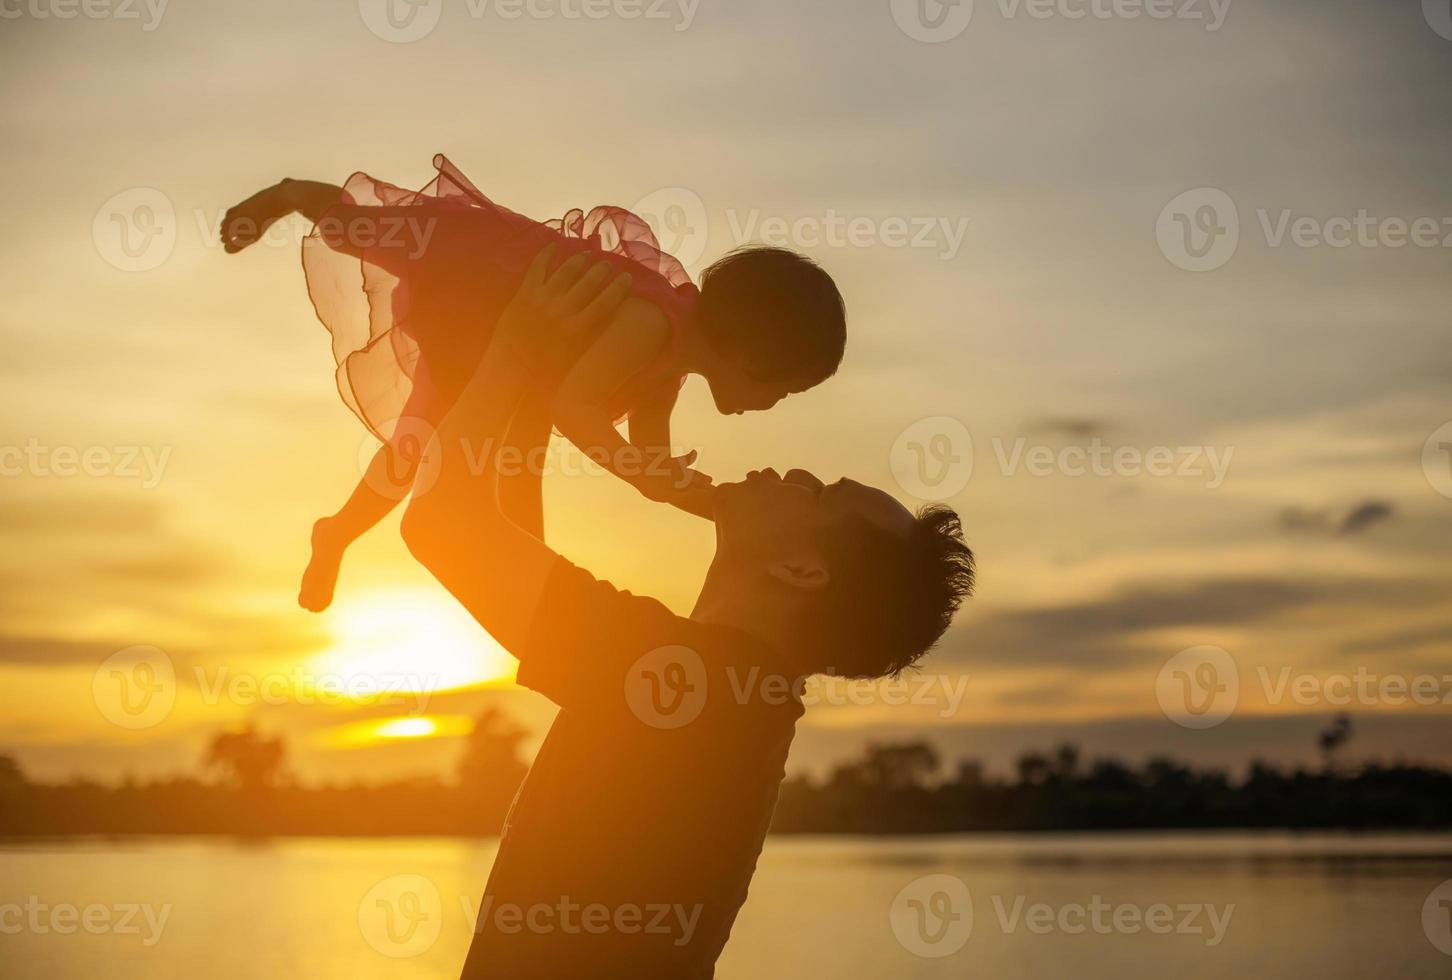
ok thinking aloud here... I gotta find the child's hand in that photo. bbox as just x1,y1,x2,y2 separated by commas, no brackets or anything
634,451,712,503
221,180,299,253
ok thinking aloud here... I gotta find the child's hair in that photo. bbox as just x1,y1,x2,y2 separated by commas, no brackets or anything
695,246,846,385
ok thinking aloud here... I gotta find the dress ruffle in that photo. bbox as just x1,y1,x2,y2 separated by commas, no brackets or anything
300,154,697,443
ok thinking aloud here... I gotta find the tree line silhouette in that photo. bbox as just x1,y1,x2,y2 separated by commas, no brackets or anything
2,711,1449,836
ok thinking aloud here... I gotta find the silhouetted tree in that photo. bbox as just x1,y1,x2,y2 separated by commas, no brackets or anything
0,755,23,788
1318,713,1354,773
205,726,286,791
1016,751,1051,787
457,708,529,792
1052,744,1081,781
846,742,940,791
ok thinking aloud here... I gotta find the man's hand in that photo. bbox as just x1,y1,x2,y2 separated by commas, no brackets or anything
498,245,635,372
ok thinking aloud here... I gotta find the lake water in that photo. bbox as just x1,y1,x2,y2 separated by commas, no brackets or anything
3,833,1451,978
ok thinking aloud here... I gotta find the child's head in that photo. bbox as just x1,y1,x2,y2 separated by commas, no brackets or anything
694,246,846,415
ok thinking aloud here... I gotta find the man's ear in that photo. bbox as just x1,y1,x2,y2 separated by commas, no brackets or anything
767,557,830,592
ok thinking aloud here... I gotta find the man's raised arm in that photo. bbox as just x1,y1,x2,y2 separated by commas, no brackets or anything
400,247,634,654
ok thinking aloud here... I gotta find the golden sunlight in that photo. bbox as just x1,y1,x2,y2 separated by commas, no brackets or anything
307,587,516,698
316,713,476,748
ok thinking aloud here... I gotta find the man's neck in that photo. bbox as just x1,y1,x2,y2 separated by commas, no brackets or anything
691,565,815,678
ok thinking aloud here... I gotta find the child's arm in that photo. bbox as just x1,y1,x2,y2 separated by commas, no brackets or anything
222,179,343,252
551,298,707,504
627,389,716,520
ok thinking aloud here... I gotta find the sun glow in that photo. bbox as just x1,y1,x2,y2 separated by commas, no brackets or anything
307,587,516,699
317,713,476,747
375,717,438,738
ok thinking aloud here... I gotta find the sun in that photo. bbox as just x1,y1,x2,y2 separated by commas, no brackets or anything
307,586,516,698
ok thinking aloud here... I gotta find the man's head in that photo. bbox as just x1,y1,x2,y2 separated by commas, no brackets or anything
704,468,975,678
694,247,847,416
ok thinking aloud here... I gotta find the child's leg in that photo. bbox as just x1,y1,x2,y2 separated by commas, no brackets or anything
299,445,410,611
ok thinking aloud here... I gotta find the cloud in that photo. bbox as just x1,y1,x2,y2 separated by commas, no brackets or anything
1024,417,1110,440
1340,622,1452,657
0,634,123,666
946,574,1436,669
1278,499,1396,536
0,494,167,537
1338,500,1395,536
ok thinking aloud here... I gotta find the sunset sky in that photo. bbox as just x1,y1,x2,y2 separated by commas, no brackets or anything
2,0,1449,784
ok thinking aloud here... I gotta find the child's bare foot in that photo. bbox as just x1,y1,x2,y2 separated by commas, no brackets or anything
222,181,297,254
299,518,347,613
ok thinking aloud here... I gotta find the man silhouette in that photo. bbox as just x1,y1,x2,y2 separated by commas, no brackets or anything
401,247,975,978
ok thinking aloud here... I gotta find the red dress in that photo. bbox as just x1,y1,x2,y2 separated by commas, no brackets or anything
300,154,699,443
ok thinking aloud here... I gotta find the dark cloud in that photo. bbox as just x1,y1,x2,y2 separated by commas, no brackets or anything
0,494,167,536
1339,500,1395,536
85,554,222,587
1340,622,1452,657
943,574,1437,669
0,634,123,665
1024,417,1110,440
1278,499,1396,536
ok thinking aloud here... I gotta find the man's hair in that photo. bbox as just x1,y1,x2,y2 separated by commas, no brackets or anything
696,246,847,385
806,505,975,679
